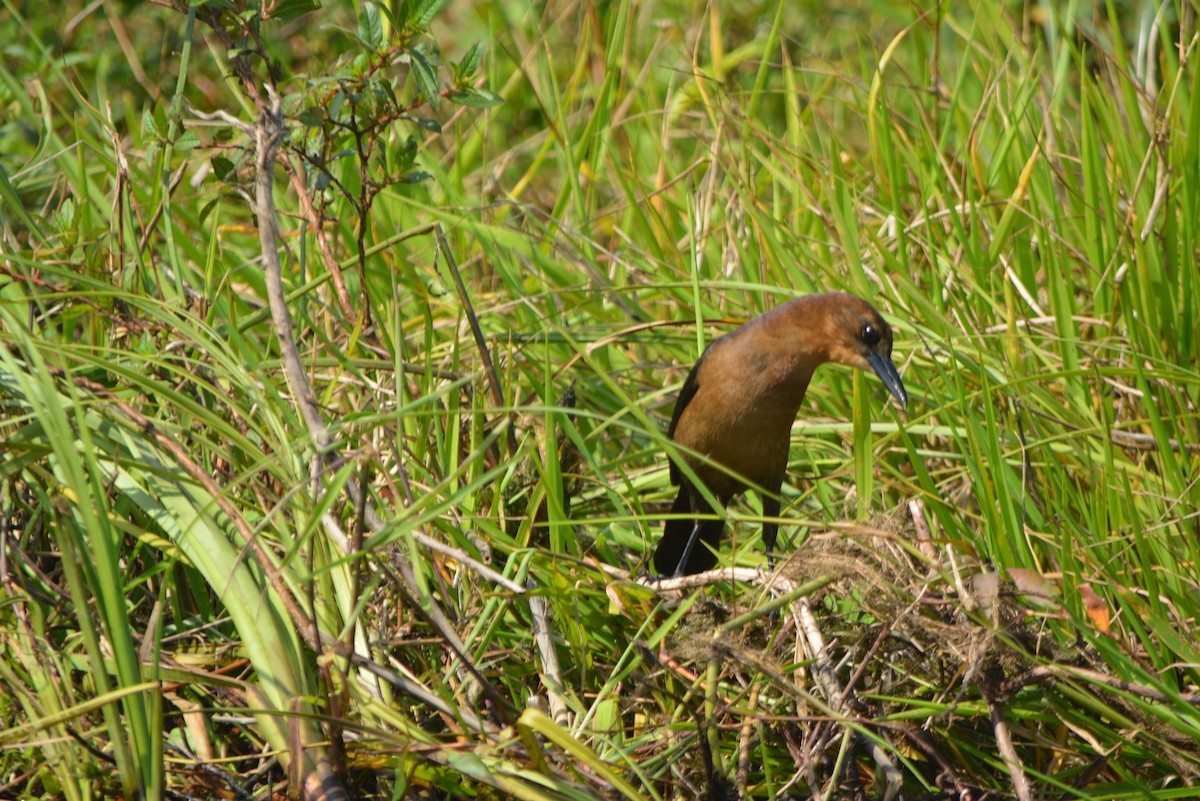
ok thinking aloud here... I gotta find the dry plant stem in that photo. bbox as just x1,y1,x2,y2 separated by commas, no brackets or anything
736,685,759,790
255,105,367,787
639,566,779,592
256,96,332,452
908,497,938,561
1003,664,1200,705
315,631,494,734
412,530,524,592
987,694,1032,801
323,512,515,722
794,603,846,716
642,563,851,791
1109,428,1200,452
283,153,356,319
252,96,512,721
796,600,902,801
528,588,571,727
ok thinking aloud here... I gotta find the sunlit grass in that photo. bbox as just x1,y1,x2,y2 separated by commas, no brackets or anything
2,0,1199,798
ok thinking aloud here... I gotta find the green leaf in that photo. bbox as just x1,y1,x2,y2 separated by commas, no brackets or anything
198,197,220,226
297,106,324,127
211,156,235,182
358,1,384,52
387,0,409,28
394,135,418,170
174,130,201,151
399,170,432,183
456,41,483,78
409,48,440,109
271,0,320,22
142,108,160,140
411,0,446,28
443,749,492,783
53,197,76,233
379,78,399,110
448,88,503,108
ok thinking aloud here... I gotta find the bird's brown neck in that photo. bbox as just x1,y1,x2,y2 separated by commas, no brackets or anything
735,294,840,379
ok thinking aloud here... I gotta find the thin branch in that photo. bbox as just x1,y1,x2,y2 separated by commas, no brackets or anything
528,589,571,727
1002,664,1200,705
255,91,333,453
281,153,355,318
251,93,517,726
987,691,1033,801
797,601,902,801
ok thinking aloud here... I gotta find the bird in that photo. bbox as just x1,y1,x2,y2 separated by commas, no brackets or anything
654,292,908,577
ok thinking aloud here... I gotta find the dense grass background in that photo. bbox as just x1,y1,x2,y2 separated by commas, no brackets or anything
2,0,1199,798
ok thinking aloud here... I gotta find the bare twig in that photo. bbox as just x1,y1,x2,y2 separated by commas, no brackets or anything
1110,428,1200,453
1002,664,1200,705
528,589,571,727
250,93,517,726
796,601,902,801
411,531,525,592
282,153,356,319
313,631,494,734
255,90,334,453
987,692,1033,801
638,565,789,593
908,497,939,561
189,106,255,132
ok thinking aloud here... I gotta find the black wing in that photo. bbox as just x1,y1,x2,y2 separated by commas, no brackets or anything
665,351,706,486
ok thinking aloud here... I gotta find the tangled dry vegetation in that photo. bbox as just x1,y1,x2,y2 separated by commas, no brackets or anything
621,507,1197,799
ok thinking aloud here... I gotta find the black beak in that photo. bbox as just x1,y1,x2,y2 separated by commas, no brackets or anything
866,351,908,410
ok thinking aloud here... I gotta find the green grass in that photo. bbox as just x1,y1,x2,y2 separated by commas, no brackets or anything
2,0,1199,798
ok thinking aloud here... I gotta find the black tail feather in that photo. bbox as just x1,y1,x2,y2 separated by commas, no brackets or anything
654,486,723,576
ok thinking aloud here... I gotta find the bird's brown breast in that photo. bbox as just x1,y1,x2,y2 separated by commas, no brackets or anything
670,336,813,495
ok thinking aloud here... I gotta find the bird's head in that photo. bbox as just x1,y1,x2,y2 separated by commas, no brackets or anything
819,294,908,410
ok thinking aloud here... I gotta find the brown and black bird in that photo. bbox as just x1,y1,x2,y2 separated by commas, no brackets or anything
654,292,908,576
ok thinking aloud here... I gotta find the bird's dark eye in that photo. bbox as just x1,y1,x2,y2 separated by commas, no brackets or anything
862,324,881,346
